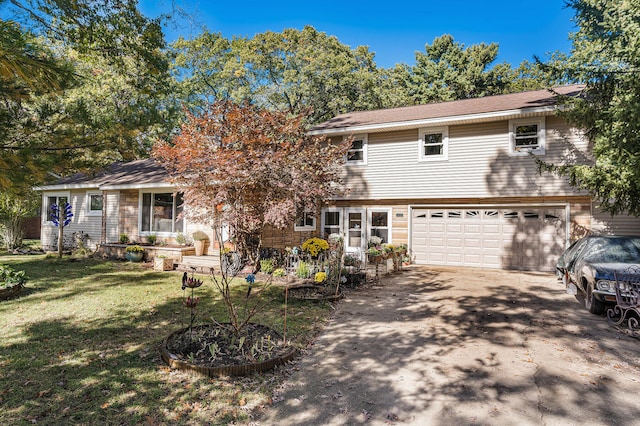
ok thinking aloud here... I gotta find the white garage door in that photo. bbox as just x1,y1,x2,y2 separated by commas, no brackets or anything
411,207,566,271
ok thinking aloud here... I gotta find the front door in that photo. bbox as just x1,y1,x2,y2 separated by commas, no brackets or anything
345,209,366,254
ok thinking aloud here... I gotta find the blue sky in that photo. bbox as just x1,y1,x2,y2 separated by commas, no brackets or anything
140,0,576,69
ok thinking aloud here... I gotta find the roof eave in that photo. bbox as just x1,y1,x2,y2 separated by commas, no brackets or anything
309,105,559,136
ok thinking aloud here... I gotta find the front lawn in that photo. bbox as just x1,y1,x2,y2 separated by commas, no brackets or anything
0,254,333,425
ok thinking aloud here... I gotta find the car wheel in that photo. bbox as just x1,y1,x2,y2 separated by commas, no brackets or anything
585,282,605,315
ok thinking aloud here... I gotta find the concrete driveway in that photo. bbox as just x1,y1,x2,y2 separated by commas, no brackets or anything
255,265,640,425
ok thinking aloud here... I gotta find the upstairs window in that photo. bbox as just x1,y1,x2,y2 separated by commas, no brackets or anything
509,117,545,155
419,127,448,161
345,134,367,165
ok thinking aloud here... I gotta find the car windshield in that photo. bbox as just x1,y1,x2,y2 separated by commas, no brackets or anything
583,238,640,263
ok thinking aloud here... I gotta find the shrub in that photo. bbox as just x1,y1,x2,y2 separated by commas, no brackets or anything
0,264,28,288
295,261,310,278
192,230,209,241
119,234,129,244
175,233,187,245
260,259,274,274
147,234,157,245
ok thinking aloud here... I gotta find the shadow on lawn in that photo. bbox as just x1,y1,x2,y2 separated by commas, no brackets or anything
260,267,640,425
0,298,210,424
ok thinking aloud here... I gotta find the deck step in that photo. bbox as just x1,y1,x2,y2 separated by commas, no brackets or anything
176,252,221,274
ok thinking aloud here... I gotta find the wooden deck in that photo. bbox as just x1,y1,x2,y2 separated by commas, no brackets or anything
176,251,220,274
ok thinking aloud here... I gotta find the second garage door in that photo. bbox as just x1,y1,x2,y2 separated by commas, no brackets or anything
410,207,566,271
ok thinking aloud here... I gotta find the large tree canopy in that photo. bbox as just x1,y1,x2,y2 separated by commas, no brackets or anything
152,100,350,261
543,0,640,216
0,0,179,192
172,26,389,124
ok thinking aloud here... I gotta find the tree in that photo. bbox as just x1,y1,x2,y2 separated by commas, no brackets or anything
172,26,389,124
0,0,179,193
403,34,515,104
0,189,39,250
152,100,351,263
541,0,640,215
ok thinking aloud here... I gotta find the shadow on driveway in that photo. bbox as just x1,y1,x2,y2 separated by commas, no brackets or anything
256,265,640,425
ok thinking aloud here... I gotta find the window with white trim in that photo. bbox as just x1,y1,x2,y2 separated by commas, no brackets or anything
294,210,316,231
87,192,103,216
322,209,342,239
509,117,545,155
345,134,367,165
419,126,448,161
44,193,69,224
140,191,184,234
368,209,391,244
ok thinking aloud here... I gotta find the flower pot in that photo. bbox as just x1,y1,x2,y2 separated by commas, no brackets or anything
154,257,174,271
126,251,144,262
194,240,207,256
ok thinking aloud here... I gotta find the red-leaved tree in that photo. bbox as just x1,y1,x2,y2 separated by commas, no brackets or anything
152,100,350,264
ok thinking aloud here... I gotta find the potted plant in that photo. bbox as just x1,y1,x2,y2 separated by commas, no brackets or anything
125,245,145,262
192,230,209,256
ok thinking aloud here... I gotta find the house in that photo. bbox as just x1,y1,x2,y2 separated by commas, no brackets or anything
38,85,640,271
36,159,208,254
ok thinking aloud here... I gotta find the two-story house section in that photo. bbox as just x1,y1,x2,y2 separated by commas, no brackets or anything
308,85,640,272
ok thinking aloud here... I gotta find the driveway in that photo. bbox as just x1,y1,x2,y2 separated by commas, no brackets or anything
255,265,640,425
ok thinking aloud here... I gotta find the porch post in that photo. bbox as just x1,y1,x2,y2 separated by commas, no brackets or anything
101,190,107,245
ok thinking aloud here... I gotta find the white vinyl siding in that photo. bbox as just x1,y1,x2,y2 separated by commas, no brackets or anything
42,189,119,250
591,204,640,237
341,116,588,200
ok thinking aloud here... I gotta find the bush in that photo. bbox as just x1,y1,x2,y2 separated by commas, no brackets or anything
296,261,310,279
260,259,274,274
119,234,129,244
147,234,157,245
0,264,28,288
192,230,209,241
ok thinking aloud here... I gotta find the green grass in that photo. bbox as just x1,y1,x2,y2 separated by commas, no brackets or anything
0,254,333,425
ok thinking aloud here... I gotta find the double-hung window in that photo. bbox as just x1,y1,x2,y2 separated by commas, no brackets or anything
509,117,545,155
419,126,448,161
345,134,367,165
44,193,69,224
140,191,184,234
368,209,391,244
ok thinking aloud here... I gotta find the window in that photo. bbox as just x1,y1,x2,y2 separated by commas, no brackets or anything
322,210,342,238
509,117,545,155
294,210,316,231
369,210,391,244
140,191,184,234
419,126,448,161
44,193,69,224
87,192,103,216
345,134,367,165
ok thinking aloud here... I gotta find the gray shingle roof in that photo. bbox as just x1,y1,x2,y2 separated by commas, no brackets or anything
310,85,584,133
43,158,169,189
